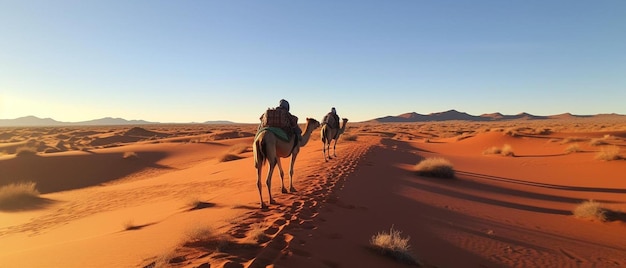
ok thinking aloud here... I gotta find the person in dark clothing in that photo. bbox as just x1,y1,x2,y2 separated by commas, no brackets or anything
259,99,302,141
323,107,340,129
277,99,302,141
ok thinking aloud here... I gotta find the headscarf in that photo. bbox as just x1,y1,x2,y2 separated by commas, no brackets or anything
279,99,290,111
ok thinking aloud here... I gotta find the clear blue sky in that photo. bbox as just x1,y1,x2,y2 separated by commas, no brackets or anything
1,1,625,123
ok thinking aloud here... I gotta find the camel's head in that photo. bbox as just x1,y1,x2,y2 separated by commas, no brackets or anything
306,117,321,129
342,118,349,123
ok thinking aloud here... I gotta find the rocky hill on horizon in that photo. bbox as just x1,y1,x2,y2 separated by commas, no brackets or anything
367,109,623,123
0,116,235,127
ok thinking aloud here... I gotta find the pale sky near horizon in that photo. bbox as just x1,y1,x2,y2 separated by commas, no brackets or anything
1,1,625,123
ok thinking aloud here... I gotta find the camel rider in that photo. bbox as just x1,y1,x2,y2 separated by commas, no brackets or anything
258,99,302,142
279,99,302,142
323,107,340,129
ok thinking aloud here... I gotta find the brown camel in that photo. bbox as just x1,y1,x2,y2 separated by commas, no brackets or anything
253,117,320,209
321,118,348,161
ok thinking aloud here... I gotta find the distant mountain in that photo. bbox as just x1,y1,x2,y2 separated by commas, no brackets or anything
0,116,238,127
203,120,236,124
368,110,622,123
0,116,62,126
0,116,157,127
77,117,156,126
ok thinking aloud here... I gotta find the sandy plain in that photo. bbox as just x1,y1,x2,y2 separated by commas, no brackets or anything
1,117,625,268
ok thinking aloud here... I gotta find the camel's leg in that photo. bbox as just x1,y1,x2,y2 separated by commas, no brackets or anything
323,141,328,161
254,139,267,209
332,138,338,157
266,158,277,205
288,153,297,192
256,163,267,209
276,158,288,193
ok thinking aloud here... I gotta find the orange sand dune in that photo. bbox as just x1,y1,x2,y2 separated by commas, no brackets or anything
1,122,625,268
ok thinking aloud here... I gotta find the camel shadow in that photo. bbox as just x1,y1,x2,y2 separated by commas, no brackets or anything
456,170,626,194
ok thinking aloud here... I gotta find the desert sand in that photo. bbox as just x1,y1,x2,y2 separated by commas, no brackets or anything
1,118,626,268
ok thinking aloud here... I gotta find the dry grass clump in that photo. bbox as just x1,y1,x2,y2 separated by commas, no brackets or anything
184,225,215,242
123,151,138,159
217,144,250,162
228,143,249,154
560,137,586,144
483,144,514,156
414,157,455,178
16,146,38,157
595,145,621,161
123,219,137,230
247,221,271,244
573,200,609,222
0,182,41,210
589,138,609,146
565,143,582,154
341,133,358,141
369,226,419,265
218,153,243,162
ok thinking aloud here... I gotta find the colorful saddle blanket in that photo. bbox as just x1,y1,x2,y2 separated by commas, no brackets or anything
255,127,290,142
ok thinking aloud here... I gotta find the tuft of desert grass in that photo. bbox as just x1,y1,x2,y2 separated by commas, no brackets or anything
561,137,586,144
0,182,41,210
595,145,621,161
218,153,243,162
123,151,138,159
565,143,582,154
414,157,455,178
248,221,271,244
589,138,609,146
123,219,137,230
228,143,249,154
369,225,419,265
342,134,358,141
184,225,215,243
483,144,514,156
573,200,609,222
16,146,38,157
500,144,514,156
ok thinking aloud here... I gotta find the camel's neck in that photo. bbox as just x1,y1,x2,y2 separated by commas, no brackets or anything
339,121,347,134
300,123,316,146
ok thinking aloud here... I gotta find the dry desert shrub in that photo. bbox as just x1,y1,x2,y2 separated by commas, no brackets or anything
483,146,502,155
561,137,586,144
341,133,358,141
573,200,609,222
218,153,243,162
369,226,419,265
565,143,582,154
595,145,621,161
414,157,455,178
500,144,514,156
123,219,137,230
483,144,514,156
123,151,138,159
504,128,520,137
16,146,38,157
589,138,609,146
184,225,215,243
0,182,41,210
248,221,271,244
228,143,249,154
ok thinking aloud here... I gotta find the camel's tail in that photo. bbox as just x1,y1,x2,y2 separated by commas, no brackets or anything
253,134,267,167
320,124,328,144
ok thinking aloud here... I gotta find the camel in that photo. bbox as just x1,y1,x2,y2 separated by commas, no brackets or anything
321,118,348,161
253,117,320,209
